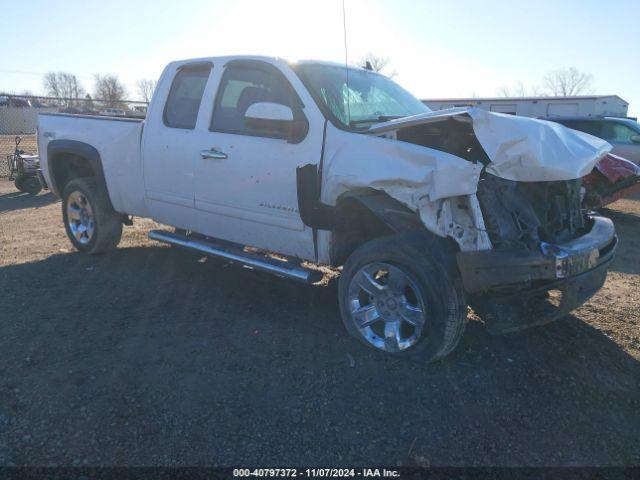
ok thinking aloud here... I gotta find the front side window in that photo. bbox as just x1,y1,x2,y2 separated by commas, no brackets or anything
601,122,637,142
210,64,302,138
293,63,429,130
164,65,211,129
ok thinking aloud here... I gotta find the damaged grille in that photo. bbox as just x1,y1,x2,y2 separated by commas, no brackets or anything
477,173,586,250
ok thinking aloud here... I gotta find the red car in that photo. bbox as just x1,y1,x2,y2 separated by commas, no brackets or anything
583,153,640,209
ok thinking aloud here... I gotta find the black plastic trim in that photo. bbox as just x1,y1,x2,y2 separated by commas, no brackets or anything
162,62,213,130
46,140,112,207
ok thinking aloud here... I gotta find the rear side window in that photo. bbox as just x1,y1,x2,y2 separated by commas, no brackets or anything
210,64,302,138
163,65,211,129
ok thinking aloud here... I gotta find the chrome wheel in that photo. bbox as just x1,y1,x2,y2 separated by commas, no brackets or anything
347,262,427,352
66,190,95,245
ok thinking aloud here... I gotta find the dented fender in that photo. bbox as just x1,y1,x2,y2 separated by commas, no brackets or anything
318,109,613,252
320,124,482,207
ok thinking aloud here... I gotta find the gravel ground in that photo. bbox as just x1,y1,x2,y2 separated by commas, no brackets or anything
0,179,638,467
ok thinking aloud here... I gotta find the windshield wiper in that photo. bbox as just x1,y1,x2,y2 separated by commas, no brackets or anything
349,115,404,127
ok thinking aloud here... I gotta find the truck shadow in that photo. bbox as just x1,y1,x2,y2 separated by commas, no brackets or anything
0,190,58,213
0,245,638,466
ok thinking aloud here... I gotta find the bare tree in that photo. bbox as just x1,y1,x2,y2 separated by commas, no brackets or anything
529,84,544,96
43,72,85,106
136,79,157,103
94,74,127,107
359,53,397,78
543,67,593,96
514,81,528,97
497,80,543,98
84,94,95,110
496,86,512,97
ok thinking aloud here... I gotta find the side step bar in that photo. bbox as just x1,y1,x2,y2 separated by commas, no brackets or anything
148,229,322,284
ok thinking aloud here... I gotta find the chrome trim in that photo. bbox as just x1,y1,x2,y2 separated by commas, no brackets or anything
540,216,615,279
200,148,228,159
66,191,95,245
347,262,427,352
148,230,321,284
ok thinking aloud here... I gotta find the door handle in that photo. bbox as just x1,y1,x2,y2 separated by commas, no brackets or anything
200,148,228,160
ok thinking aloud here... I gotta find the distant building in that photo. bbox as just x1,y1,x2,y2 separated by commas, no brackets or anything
422,95,630,119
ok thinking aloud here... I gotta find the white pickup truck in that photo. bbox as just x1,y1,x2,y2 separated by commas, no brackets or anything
38,55,617,362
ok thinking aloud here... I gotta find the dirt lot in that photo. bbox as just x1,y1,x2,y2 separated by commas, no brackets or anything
0,179,638,467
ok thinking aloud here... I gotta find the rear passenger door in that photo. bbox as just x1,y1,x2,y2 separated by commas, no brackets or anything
142,62,212,227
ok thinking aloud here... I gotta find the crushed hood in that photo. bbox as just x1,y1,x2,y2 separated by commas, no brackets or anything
368,107,612,182
320,108,614,252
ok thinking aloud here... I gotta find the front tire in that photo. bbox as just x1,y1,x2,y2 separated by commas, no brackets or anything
62,177,122,254
338,233,467,363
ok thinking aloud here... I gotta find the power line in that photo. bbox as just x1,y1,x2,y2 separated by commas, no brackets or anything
0,69,45,76
0,69,94,81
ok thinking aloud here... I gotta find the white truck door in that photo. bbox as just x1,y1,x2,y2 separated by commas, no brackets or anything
142,62,213,227
189,60,322,260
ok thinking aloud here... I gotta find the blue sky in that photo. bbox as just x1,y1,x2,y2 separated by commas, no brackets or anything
1,0,638,116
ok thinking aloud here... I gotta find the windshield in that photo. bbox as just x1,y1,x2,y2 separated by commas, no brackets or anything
293,63,430,130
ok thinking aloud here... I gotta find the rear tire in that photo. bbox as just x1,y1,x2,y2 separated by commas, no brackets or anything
62,177,122,254
21,176,42,196
338,232,467,363
14,175,25,192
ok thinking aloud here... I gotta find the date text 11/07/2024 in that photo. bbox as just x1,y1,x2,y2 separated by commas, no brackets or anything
232,468,401,477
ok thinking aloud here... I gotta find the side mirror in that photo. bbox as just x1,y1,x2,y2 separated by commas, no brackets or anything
244,102,307,143
630,134,640,144
245,102,294,122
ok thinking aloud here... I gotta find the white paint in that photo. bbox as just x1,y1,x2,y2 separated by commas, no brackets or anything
321,122,482,206
322,107,610,250
141,56,325,260
38,56,612,263
369,107,612,182
37,114,149,218
417,195,493,251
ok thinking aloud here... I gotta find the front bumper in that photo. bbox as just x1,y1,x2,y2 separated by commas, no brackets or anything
456,215,616,333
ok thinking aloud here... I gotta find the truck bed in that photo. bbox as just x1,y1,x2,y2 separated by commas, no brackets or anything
38,112,149,217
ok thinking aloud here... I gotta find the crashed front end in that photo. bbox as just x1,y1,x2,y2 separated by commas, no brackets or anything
322,107,617,334
459,175,616,333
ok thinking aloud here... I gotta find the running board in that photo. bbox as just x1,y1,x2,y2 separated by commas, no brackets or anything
148,229,322,284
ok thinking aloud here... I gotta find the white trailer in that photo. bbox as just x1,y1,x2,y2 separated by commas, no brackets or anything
422,95,629,119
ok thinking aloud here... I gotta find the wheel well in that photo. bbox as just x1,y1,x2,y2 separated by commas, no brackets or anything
330,193,395,266
330,190,458,267
331,189,429,266
50,153,96,193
